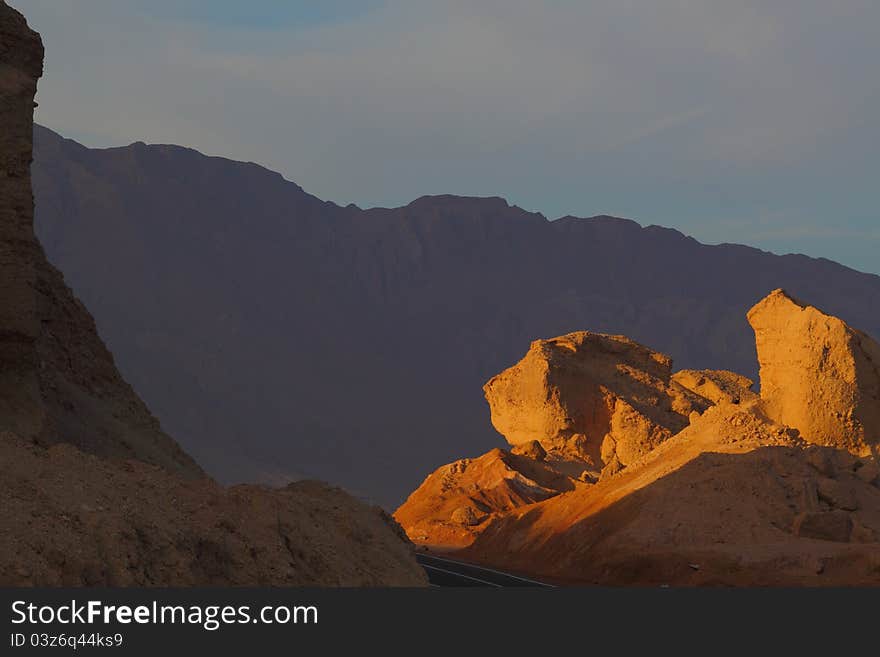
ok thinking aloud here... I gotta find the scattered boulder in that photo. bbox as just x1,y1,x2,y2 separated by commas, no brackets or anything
748,289,880,455
793,510,853,543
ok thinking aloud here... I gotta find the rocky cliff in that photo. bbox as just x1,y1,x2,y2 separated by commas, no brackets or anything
0,2,197,474
0,3,45,439
0,0,425,587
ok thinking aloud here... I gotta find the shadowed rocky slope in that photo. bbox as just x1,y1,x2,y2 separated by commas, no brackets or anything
31,126,880,505
0,0,425,587
1,432,423,586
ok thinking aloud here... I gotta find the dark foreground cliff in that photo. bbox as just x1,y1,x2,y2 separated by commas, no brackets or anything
0,0,425,587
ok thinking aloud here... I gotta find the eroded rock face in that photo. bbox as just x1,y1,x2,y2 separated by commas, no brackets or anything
0,2,199,475
748,289,880,456
483,332,709,473
0,1,45,437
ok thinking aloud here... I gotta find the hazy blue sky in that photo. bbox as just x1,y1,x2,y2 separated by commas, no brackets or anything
15,0,880,274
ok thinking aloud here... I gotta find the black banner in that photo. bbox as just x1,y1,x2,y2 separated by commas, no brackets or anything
1,587,875,653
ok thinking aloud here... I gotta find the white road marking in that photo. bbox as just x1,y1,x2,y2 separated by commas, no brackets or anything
419,564,502,587
419,554,555,587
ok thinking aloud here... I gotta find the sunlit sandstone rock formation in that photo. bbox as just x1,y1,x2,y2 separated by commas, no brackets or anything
483,332,712,478
748,289,880,456
398,290,880,584
399,333,732,547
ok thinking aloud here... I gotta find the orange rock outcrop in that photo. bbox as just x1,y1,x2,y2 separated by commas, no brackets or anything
483,332,710,477
398,289,880,584
748,289,880,456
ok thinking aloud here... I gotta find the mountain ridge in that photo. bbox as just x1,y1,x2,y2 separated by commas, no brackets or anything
36,125,880,277
31,123,880,506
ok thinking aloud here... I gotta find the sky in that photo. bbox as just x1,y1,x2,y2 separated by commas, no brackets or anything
14,0,880,274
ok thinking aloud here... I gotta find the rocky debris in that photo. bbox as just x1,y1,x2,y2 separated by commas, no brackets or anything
0,432,426,586
394,447,581,547
793,511,854,543
0,1,425,587
483,332,710,474
748,288,880,456
672,369,757,406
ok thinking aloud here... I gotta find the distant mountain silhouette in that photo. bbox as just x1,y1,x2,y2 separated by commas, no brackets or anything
31,125,880,506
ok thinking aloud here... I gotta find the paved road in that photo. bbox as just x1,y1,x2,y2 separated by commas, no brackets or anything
416,553,554,587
